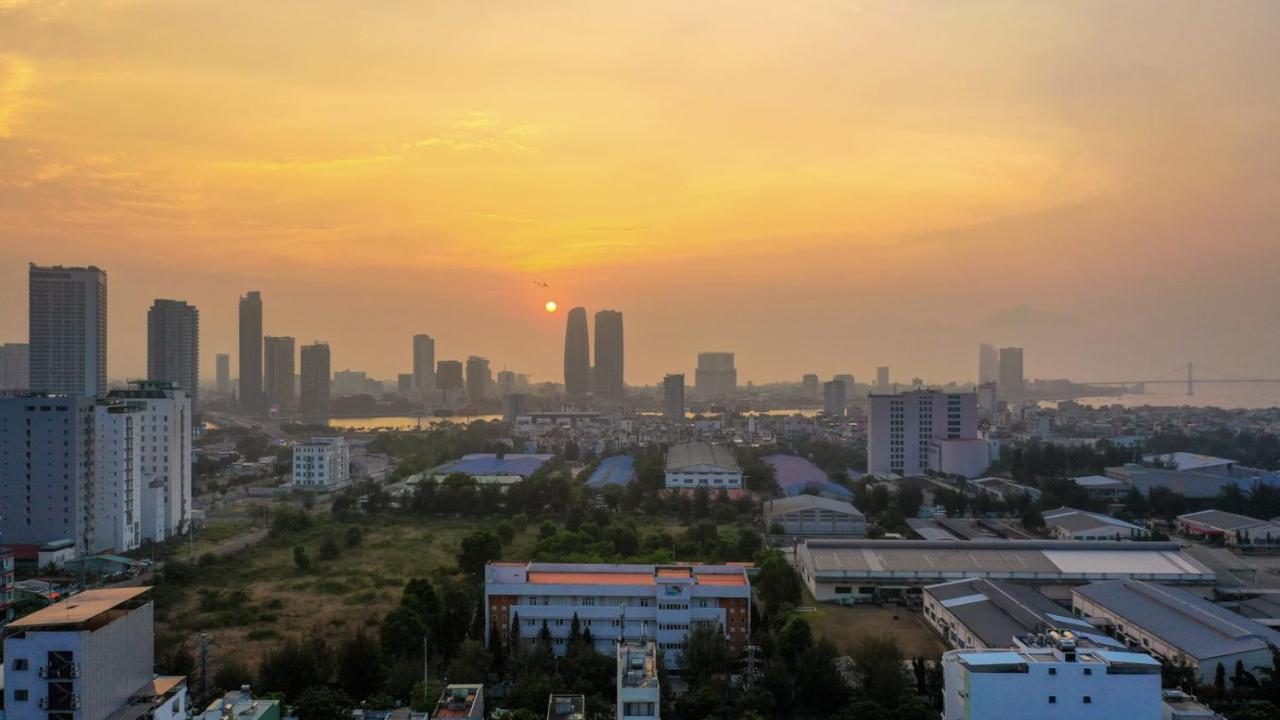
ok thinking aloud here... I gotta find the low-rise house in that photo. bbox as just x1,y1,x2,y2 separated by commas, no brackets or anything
763,495,865,538
200,688,281,720
547,694,585,720
617,642,660,720
1176,509,1280,547
431,684,483,720
1072,579,1280,684
1042,507,1149,541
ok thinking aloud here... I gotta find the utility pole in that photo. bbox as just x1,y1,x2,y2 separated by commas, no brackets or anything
422,633,430,689
198,633,212,698
1187,362,1194,396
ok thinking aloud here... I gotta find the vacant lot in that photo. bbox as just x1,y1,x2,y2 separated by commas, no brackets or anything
802,591,947,658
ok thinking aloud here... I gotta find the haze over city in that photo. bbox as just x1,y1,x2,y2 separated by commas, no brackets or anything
2,1,1278,384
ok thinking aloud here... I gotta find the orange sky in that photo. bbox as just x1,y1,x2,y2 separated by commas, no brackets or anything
2,1,1278,385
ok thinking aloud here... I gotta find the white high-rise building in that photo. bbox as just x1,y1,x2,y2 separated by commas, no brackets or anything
868,389,978,476
0,394,145,555
28,264,107,397
292,436,351,491
106,381,193,542
942,637,1163,720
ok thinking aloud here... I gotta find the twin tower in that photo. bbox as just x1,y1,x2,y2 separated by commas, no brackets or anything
563,307,624,401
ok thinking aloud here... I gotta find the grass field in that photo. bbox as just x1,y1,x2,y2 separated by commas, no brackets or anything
800,587,947,658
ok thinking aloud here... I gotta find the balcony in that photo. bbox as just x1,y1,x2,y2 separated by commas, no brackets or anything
38,663,80,679
38,693,81,710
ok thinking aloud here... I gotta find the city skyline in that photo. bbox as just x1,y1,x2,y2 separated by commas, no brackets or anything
2,2,1280,385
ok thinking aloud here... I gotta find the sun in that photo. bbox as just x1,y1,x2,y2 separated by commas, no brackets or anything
544,300,558,313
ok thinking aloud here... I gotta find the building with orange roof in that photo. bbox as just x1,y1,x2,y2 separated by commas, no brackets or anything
430,684,483,720
485,562,751,665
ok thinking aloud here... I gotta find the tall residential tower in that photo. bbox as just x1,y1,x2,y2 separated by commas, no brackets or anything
413,334,436,393
238,291,265,414
564,307,590,398
28,264,107,396
147,299,200,414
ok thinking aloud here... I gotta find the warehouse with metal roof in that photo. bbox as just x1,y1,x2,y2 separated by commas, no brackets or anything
796,539,1215,603
764,494,864,539
1073,579,1280,684
1042,507,1150,541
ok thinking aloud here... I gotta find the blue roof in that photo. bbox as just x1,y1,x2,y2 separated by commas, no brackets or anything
957,652,1026,666
1093,650,1161,666
435,453,552,478
764,454,854,499
585,455,636,488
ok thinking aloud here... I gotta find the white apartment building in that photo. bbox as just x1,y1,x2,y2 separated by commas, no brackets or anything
484,562,751,666
292,436,351,491
664,442,743,490
618,642,660,720
942,636,1163,720
0,394,144,555
106,381,192,543
868,390,978,476
3,587,188,720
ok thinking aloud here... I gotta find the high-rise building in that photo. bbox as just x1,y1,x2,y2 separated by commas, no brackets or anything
503,393,526,423
593,310,625,401
694,352,737,401
333,370,368,398
466,356,492,402
823,380,846,417
663,373,685,421
563,307,590,398
876,366,890,389
107,381,192,541
978,343,998,384
437,360,464,391
146,299,199,414
413,334,436,392
834,374,855,396
263,336,296,410
299,342,331,417
397,373,415,397
802,373,820,399
868,389,979,477
28,264,107,397
238,291,265,414
215,353,231,396
0,394,145,554
999,346,1024,400
0,342,29,390
497,370,517,396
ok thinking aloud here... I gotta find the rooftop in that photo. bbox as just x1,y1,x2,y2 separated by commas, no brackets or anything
618,642,659,688
1072,474,1128,488
1042,507,1146,534
584,455,636,489
924,578,1071,647
490,562,750,588
764,493,863,518
546,694,585,720
1178,509,1280,533
431,684,481,719
948,644,1160,672
434,453,552,478
665,442,741,472
801,540,1214,582
1073,580,1280,661
763,454,854,498
7,587,151,629
1145,452,1236,472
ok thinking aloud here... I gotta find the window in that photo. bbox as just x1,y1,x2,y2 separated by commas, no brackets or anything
834,586,852,595
1048,668,1056,675
1083,696,1092,704
13,658,28,671
15,689,29,701
1083,668,1092,676
1048,696,1056,704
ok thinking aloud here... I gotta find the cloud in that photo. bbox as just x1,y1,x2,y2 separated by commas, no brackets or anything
0,54,34,137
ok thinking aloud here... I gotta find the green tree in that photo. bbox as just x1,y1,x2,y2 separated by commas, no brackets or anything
258,636,335,700
294,686,352,720
345,526,364,548
680,625,733,686
753,550,802,615
337,627,385,701
212,658,254,694
851,635,908,709
446,639,490,683
457,530,502,579
293,545,311,571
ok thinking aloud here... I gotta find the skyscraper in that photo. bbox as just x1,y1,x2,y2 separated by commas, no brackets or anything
238,291,265,414
823,380,847,417
497,370,517,396
694,352,737,400
413,334,436,392
802,373,820,400
215,353,231,396
998,347,1024,401
593,310,624,400
466,356,492,403
146,299,200,414
663,373,685,421
437,360,464,391
299,342,331,417
28,263,107,396
876,366,890,389
978,343,998,385
0,343,29,390
564,307,590,398
264,335,296,409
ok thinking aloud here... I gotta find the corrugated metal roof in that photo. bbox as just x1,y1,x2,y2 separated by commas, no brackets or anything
9,587,150,628
584,455,636,488
665,442,740,472
764,454,854,498
434,453,552,478
764,494,863,518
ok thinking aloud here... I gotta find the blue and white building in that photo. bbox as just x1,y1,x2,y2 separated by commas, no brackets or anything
292,436,351,491
664,442,742,490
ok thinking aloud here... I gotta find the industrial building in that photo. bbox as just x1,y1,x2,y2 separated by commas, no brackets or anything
430,453,552,488
763,495,865,539
763,454,853,499
922,578,1120,650
1042,507,1150,541
795,539,1215,603
664,442,743,490
1176,509,1280,547
1072,579,1280,684
584,455,636,489
484,562,751,665
941,637,1163,720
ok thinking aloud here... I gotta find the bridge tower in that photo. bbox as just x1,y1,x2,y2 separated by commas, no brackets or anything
1187,362,1194,396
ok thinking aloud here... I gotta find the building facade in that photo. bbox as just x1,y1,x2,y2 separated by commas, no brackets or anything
998,346,1024,401
764,495,865,538
215,353,230,397
664,442,743,490
146,299,199,415
238,291,265,414
106,381,192,542
466,356,492,403
618,642,660,720
484,562,751,665
299,342,331,417
979,343,998,385
413,334,436,393
663,374,685,421
1,342,30,391
28,264,107,397
822,379,846,417
868,390,978,476
263,335,296,410
694,353,736,401
437,360,464,391
292,436,351,491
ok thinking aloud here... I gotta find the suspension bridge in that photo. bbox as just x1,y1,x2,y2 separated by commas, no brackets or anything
1082,364,1280,396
